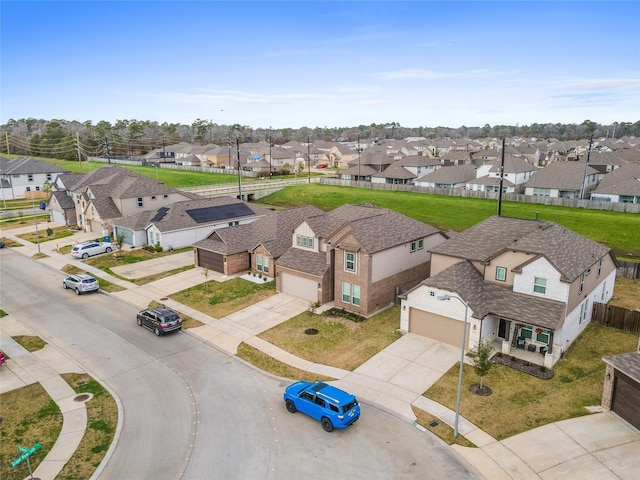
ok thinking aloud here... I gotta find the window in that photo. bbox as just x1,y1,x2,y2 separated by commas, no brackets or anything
151,195,156,200
520,325,533,339
263,256,269,273
597,258,603,277
342,282,351,302
46,173,52,180
228,221,238,227
28,174,34,182
579,300,589,324
163,194,168,199
533,277,547,294
296,234,314,249
536,329,550,344
418,239,424,250
342,282,360,306
137,197,143,207
495,267,506,281
410,241,417,253
256,255,263,272
352,285,360,306
345,252,356,272
579,274,585,294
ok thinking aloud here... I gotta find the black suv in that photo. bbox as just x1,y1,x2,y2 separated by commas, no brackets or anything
136,307,182,336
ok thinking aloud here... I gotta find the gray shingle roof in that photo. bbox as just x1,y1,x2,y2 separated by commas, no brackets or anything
416,164,477,183
591,163,640,196
0,156,69,175
525,161,599,189
276,248,329,277
603,351,640,383
431,215,611,282
422,260,566,329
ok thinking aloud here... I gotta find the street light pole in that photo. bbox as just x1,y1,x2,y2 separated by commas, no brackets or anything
437,294,469,438
32,200,41,255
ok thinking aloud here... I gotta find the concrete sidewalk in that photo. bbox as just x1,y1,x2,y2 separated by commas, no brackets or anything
2,223,639,480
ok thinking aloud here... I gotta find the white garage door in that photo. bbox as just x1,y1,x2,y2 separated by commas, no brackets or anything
409,307,469,347
280,273,318,302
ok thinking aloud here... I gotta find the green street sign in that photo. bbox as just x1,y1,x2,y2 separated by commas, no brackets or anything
11,442,41,468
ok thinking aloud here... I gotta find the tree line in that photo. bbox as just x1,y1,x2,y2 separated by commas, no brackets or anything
1,117,638,161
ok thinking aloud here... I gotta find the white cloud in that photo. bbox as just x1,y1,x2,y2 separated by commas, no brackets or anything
375,68,516,81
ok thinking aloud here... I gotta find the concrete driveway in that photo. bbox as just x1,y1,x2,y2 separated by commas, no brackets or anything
334,334,459,421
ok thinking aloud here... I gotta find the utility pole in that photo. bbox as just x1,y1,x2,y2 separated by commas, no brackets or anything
76,132,82,162
497,138,505,216
105,137,111,165
357,134,361,182
579,135,594,200
32,200,41,255
269,127,272,178
307,136,311,183
236,137,242,200
5,132,10,154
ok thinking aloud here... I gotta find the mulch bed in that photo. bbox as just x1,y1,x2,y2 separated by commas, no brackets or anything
469,384,493,396
491,354,554,380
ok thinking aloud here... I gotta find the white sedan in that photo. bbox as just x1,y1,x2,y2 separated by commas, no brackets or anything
71,241,113,259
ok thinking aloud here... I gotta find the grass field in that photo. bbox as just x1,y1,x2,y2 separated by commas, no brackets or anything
260,184,640,258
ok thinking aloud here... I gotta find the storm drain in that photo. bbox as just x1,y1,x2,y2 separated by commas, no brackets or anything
74,393,93,403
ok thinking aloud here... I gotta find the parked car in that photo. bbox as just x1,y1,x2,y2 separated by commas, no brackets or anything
283,381,360,432
136,306,183,336
63,273,100,294
71,241,113,259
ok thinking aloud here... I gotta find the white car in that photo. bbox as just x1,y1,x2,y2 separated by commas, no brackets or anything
63,273,99,294
71,241,113,259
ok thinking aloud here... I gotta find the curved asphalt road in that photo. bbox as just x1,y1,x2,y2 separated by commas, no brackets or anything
0,250,478,479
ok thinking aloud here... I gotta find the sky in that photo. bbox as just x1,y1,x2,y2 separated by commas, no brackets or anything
1,1,639,130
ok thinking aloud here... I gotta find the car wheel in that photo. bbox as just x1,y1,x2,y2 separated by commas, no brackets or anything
154,327,162,336
63,282,68,289
75,288,81,295
321,417,334,432
105,247,112,253
137,318,142,326
82,253,88,259
285,399,297,413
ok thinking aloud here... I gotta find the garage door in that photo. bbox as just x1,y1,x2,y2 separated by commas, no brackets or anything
280,272,317,302
196,249,224,272
409,308,469,347
611,371,640,429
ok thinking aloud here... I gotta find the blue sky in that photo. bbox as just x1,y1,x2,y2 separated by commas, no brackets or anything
2,1,639,129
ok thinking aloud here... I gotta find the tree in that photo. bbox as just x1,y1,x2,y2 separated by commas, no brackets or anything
468,340,493,390
114,233,126,257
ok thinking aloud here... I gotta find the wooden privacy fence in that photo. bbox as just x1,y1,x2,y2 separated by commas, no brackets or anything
591,303,640,333
617,260,640,280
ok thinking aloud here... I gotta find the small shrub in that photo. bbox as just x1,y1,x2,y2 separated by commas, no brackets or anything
540,366,546,372
46,227,54,236
511,356,516,361
154,245,163,252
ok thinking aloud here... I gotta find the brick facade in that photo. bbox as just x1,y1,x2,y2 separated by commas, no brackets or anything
601,364,615,409
224,252,249,275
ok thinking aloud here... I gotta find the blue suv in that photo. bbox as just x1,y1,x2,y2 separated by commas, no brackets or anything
283,381,360,432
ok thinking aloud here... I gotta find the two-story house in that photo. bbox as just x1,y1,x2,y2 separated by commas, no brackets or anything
467,155,538,194
399,216,617,367
49,165,195,238
0,156,68,200
275,204,448,316
524,160,599,199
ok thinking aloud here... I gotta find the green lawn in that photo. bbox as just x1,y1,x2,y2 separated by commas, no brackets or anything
260,185,640,258
424,324,640,440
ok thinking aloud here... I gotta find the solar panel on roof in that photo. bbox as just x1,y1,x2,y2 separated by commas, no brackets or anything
151,207,169,222
186,203,254,224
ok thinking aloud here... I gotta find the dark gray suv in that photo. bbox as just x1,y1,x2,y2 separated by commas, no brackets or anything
136,307,182,336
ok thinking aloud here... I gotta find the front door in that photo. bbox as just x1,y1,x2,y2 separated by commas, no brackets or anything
498,318,510,341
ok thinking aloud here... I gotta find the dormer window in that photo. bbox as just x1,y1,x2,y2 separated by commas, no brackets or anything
296,235,314,249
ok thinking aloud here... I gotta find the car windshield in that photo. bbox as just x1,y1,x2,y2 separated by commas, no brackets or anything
163,314,179,322
82,279,95,283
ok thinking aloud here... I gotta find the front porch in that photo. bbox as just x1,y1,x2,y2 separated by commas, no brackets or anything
490,338,554,369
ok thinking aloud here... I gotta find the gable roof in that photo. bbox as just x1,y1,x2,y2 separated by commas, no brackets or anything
431,215,612,282
0,156,68,175
591,163,640,196
416,164,477,183
326,207,442,254
525,161,599,189
421,260,566,329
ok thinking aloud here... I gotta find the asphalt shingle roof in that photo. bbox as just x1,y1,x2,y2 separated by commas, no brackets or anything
431,215,611,282
602,352,640,383
422,260,566,329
